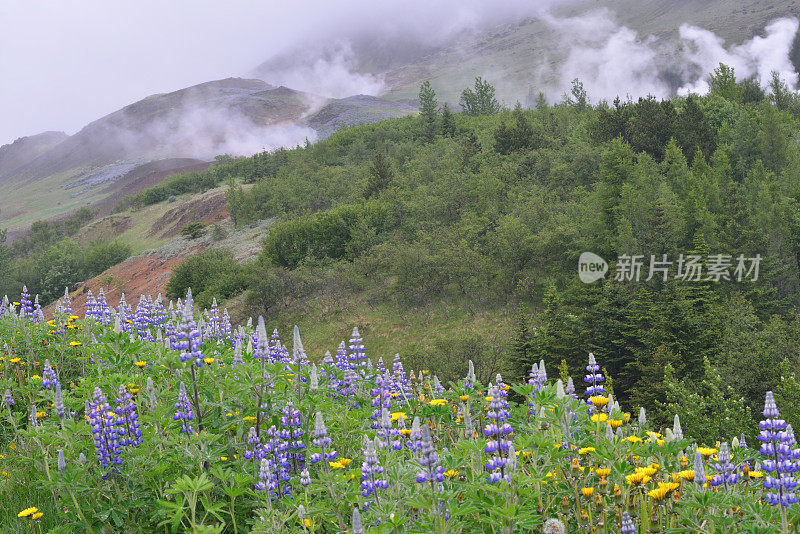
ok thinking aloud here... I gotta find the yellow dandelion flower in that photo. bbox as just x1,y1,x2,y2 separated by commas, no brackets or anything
32,511,43,520
203,357,214,365
17,507,38,518
220,456,228,461
581,487,594,497
648,487,669,500
678,470,694,481
9,358,20,364
595,468,611,477
135,361,147,368
339,458,353,467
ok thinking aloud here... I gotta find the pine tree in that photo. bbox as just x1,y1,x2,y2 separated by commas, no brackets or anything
418,81,438,141
461,130,480,171
440,103,456,138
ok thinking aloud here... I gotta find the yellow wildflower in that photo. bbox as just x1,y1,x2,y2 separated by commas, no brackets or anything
220,456,228,461
444,469,459,478
625,436,642,443
10,358,20,364
17,507,38,518
678,470,694,481
329,461,346,469
429,399,447,406
595,468,611,477
578,447,596,454
697,447,717,458
608,419,623,429
339,458,353,467
135,361,147,368
748,471,763,478
581,487,594,497
460,395,470,401
390,412,407,421
69,341,82,347
590,413,608,422
589,396,609,409
203,357,214,365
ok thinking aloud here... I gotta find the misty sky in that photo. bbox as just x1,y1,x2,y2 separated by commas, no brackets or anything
0,0,557,146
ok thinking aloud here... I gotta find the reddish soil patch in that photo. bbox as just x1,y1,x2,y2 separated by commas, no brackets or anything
148,191,228,239
42,245,203,318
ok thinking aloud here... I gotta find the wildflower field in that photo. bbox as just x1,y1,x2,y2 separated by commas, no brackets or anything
0,287,798,533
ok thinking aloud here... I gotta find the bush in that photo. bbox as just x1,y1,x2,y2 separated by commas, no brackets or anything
166,250,247,309
181,222,206,239
84,241,132,277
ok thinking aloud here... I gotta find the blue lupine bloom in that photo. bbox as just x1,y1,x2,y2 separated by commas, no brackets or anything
711,442,737,488
620,511,636,534
300,469,311,487
348,327,366,370
173,381,195,435
255,457,278,497
42,359,59,390
673,414,683,440
54,382,66,419
3,388,13,407
88,387,123,474
416,424,444,487
279,401,305,472
360,437,388,498
484,384,513,483
370,374,392,429
20,286,33,318
115,384,142,447
175,296,203,367
310,411,337,468
584,352,605,397
759,391,799,507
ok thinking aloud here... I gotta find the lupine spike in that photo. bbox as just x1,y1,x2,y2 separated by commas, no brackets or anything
693,451,706,488
638,407,646,427
58,449,66,472
673,414,683,440
351,508,364,534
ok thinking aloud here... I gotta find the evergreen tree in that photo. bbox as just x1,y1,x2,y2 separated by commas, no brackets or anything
708,63,741,102
440,103,456,138
461,130,480,171
676,95,716,162
418,81,438,140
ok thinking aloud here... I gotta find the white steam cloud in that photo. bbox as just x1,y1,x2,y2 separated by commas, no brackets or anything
258,42,385,98
544,10,800,103
678,17,800,95
140,106,318,159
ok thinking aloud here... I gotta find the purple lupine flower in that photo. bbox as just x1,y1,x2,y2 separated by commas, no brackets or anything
20,286,33,318
408,416,424,453
243,427,260,460
760,392,799,507
253,318,269,361
360,437,389,499
416,424,444,488
32,295,44,323
711,442,737,488
464,360,477,390
231,337,244,367
620,511,636,534
584,353,605,398
42,359,59,390
115,384,142,447
57,449,66,472
352,507,364,534
300,469,311,487
54,382,66,419
29,404,38,429
265,425,293,498
173,382,195,435
693,451,706,489
255,457,278,497
565,377,576,398
62,287,73,318
134,296,152,340
3,388,13,407
370,374,392,429
310,412,337,468
483,385,513,483
176,297,203,367
0,295,8,317
279,401,305,472
673,415,683,440
348,327,366,370
88,387,123,474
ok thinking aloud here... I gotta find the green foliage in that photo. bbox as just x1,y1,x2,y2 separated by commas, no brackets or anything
181,222,207,239
418,81,438,140
165,249,247,309
84,241,132,277
364,151,394,199
459,77,501,116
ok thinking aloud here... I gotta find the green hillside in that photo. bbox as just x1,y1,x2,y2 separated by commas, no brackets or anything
81,70,800,437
